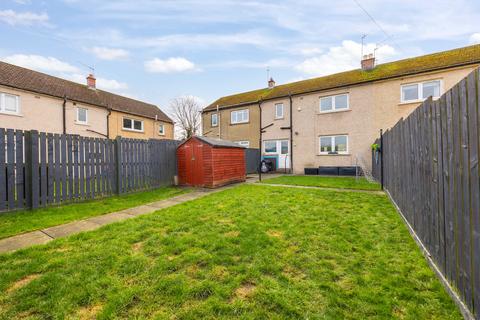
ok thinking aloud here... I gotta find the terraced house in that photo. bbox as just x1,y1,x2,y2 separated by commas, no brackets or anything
202,44,480,173
0,61,174,140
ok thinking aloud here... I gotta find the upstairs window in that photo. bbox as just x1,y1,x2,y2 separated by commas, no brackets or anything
158,124,165,135
231,109,249,124
76,107,88,124
319,135,348,155
123,118,144,132
275,103,284,119
319,94,349,112
0,92,20,114
211,113,218,127
401,80,441,103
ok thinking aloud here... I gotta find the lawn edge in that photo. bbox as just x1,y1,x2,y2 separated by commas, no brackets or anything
384,188,474,320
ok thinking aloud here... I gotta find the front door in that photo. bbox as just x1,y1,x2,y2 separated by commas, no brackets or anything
263,140,290,170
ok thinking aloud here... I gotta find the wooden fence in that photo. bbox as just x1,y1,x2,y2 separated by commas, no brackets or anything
0,128,178,212
372,68,480,319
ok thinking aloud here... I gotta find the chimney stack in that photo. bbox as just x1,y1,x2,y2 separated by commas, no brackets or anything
361,54,375,71
268,77,275,89
86,74,96,89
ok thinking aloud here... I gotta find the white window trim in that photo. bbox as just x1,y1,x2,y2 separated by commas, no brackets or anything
275,103,284,119
319,93,349,113
76,107,88,125
400,79,443,104
235,140,250,147
0,93,20,115
319,135,349,155
263,140,278,154
158,124,165,136
231,109,249,124
122,117,144,133
211,113,218,127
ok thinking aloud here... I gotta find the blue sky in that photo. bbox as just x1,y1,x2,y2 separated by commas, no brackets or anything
1,0,480,114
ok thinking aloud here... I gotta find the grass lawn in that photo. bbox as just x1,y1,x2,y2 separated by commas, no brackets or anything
262,175,381,191
0,187,188,240
0,185,459,319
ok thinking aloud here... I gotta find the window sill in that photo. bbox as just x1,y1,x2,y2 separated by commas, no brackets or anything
274,117,284,120
122,128,144,133
317,109,351,115
0,112,22,117
75,121,89,126
230,121,249,126
317,153,351,156
399,97,440,106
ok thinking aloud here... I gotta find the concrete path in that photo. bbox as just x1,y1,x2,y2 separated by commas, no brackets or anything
257,182,385,195
0,189,223,254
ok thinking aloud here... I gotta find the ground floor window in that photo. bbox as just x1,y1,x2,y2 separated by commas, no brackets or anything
319,135,348,154
264,141,277,153
235,141,250,147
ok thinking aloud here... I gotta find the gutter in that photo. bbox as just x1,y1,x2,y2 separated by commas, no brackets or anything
62,95,67,134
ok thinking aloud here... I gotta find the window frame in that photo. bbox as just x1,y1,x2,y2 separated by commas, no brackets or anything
319,93,349,113
122,117,144,132
400,79,442,103
158,123,165,136
319,135,349,155
275,103,284,119
264,140,277,154
76,107,88,125
0,92,20,115
230,109,249,124
211,113,218,127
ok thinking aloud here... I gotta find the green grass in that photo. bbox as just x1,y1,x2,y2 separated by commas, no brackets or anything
0,184,459,319
0,187,188,240
262,175,381,191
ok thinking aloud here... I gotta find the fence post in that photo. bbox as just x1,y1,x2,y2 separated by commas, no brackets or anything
380,128,384,190
114,136,122,194
24,130,39,209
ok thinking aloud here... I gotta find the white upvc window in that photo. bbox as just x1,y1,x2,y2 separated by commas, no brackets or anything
123,117,144,132
76,107,88,124
158,124,165,135
264,140,277,153
0,92,20,115
235,140,250,148
275,103,284,119
231,109,249,124
401,80,442,103
211,113,218,127
319,93,349,113
319,135,348,155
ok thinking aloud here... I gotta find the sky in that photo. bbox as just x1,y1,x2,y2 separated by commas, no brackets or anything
1,0,480,115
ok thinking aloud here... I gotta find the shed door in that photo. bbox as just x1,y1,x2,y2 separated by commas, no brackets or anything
187,143,204,186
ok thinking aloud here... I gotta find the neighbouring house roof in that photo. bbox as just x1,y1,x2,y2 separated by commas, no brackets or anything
178,136,245,148
0,61,173,123
204,44,480,112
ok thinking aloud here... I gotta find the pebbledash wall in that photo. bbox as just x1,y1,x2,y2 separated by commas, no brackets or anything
285,65,477,173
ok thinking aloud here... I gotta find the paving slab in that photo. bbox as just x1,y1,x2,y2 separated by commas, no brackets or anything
0,231,53,254
120,205,158,216
86,212,133,226
148,199,180,209
42,220,100,239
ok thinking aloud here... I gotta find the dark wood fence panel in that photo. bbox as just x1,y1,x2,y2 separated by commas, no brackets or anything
245,148,260,174
0,130,179,212
372,68,480,319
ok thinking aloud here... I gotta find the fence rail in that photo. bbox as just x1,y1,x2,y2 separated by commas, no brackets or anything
0,129,178,212
372,68,480,319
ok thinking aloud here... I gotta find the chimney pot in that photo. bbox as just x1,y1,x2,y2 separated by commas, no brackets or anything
86,74,96,89
268,77,275,89
361,54,376,71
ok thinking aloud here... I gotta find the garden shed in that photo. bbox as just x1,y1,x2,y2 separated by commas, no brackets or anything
177,136,246,188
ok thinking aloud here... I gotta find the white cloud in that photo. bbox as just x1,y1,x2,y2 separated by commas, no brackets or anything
295,40,397,76
2,54,80,73
144,57,196,73
0,9,49,26
66,74,128,91
469,33,480,44
88,47,129,60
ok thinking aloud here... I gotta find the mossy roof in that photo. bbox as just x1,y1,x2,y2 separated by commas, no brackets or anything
204,44,480,112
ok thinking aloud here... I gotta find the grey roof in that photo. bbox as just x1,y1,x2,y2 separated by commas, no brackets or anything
195,136,245,148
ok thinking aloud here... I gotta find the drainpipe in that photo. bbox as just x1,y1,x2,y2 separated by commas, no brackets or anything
62,95,67,134
289,93,293,174
106,107,112,139
216,104,220,139
258,100,262,181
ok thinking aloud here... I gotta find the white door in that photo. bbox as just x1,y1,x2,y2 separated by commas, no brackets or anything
263,140,290,170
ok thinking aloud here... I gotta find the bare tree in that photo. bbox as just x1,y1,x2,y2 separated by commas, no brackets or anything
169,96,202,139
